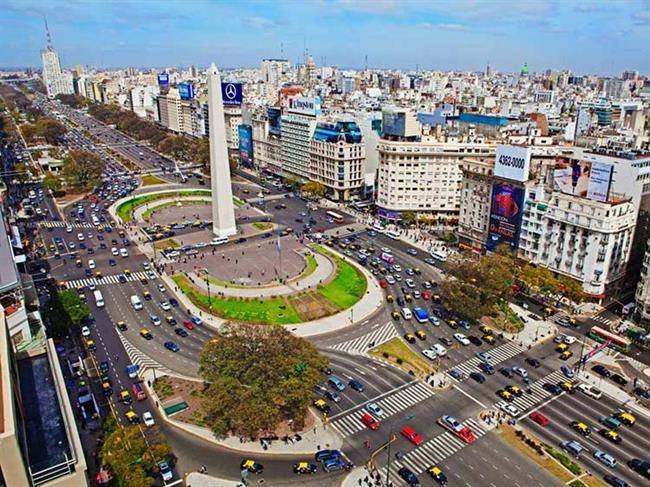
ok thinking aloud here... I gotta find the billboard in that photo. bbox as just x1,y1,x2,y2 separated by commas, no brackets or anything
287,96,321,116
486,182,525,251
382,110,406,137
553,159,612,202
238,124,254,168
221,82,243,106
267,107,282,137
178,82,195,100
494,145,531,182
157,73,169,85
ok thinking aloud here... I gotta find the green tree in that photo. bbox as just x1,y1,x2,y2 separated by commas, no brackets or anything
43,289,90,337
401,210,416,224
157,135,192,161
301,181,327,198
62,149,105,191
558,276,584,306
199,324,328,438
11,162,33,182
197,137,209,165
100,425,171,487
20,122,37,144
42,171,63,192
35,117,67,145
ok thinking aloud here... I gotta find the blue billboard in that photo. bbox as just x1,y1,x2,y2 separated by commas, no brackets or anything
267,106,281,137
486,183,525,251
179,82,195,100
238,124,254,168
382,110,406,137
157,73,169,85
221,82,243,105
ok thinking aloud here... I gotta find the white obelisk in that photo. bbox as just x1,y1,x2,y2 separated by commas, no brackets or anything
207,63,237,237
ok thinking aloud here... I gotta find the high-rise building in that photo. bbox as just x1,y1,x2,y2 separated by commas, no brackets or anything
260,58,290,86
41,47,73,97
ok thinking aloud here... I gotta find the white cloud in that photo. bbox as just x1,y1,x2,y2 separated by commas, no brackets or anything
419,22,470,32
241,16,278,29
633,10,650,25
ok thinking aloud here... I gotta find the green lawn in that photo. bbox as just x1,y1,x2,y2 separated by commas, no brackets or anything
252,222,272,231
233,196,245,207
172,275,302,324
116,190,210,222
313,245,367,308
140,174,167,186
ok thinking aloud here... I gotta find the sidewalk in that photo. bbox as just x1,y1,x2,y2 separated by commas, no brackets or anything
576,369,650,420
185,473,242,487
503,303,558,347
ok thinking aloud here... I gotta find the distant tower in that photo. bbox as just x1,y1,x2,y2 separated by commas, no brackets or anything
41,17,73,97
207,63,237,237
520,62,529,76
486,61,492,78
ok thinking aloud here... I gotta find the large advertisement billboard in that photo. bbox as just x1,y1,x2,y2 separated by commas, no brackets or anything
267,107,281,137
494,145,531,182
287,96,321,116
238,124,254,168
157,73,169,85
221,82,243,105
486,183,525,251
178,82,195,100
552,159,612,202
382,110,406,137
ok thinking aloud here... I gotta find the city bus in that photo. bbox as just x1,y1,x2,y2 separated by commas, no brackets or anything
93,289,105,308
326,211,344,224
385,230,400,240
588,326,631,353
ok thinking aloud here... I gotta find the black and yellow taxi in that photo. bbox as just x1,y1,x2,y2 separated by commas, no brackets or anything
479,325,492,335
124,268,131,276
293,462,318,474
143,291,152,300
614,411,635,426
386,294,394,303
125,411,140,424
447,320,458,329
415,330,427,340
75,258,83,267
120,390,132,404
95,271,103,279
497,389,514,402
312,399,331,414
48,243,56,252
414,267,421,275
78,290,87,302
101,381,112,396
483,334,495,344
404,333,416,343
598,428,622,444
560,350,573,360
116,321,127,331
427,465,448,485
404,293,413,302
570,420,591,437
85,339,96,351
559,381,575,393
140,328,153,340
240,459,264,474
432,294,441,302
506,385,523,397
391,311,400,321
556,343,569,353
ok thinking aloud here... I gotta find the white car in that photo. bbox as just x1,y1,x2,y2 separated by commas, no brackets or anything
143,411,155,427
564,335,577,344
386,275,396,285
381,247,391,254
578,383,602,399
454,333,470,346
120,248,129,258
497,401,520,417
365,402,386,418
158,283,166,293
77,233,84,241
194,242,208,249
405,279,415,288
81,326,91,337
159,301,171,311
111,247,119,256
422,348,438,360
88,259,96,269
431,343,447,356
393,264,402,272
143,261,150,270
66,226,72,233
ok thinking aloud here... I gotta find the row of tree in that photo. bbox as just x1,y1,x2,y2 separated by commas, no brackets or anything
440,246,584,322
20,117,68,145
43,289,91,338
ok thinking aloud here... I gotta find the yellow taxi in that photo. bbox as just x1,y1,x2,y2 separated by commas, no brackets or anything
404,294,413,302
391,311,400,321
143,291,152,300
120,390,132,404
556,343,569,352
414,267,421,274
483,334,495,344
599,428,622,444
497,389,514,402
615,411,635,426
75,258,82,267
293,462,317,475
386,294,394,303
415,330,426,340
85,339,96,351
427,465,448,484
95,271,103,279
116,321,127,331
101,382,112,396
140,329,153,340
312,399,331,414
79,291,87,302
48,243,56,252
570,421,591,436
124,268,131,276
240,459,264,474
125,411,140,424
432,294,441,302
447,320,458,329
560,381,575,392
506,385,523,397
479,325,492,335
404,333,416,344
560,350,573,360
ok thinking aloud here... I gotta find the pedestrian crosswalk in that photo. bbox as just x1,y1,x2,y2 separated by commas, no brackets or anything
64,270,157,289
397,417,488,475
448,341,524,379
117,332,171,374
592,313,619,327
328,322,398,355
329,381,435,439
40,220,95,229
504,369,567,413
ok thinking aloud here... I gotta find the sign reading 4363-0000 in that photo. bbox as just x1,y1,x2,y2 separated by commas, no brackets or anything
494,145,531,182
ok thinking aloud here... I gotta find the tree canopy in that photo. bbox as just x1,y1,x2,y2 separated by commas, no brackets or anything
199,324,328,438
301,181,326,198
62,149,105,191
43,289,91,338
34,117,67,145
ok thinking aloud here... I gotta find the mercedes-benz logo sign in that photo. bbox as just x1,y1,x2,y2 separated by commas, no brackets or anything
225,83,237,100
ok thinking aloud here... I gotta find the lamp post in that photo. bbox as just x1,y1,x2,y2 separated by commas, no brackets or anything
386,414,414,486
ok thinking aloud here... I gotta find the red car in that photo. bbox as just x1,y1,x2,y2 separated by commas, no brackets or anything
379,279,388,289
401,426,424,445
360,413,379,430
183,319,195,330
422,291,431,300
529,412,549,426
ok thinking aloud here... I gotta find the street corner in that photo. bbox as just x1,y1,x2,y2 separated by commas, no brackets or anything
425,371,453,391
186,472,243,486
340,466,378,487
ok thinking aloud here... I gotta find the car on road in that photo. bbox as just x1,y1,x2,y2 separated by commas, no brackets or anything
439,336,453,346
143,411,155,427
108,258,116,266
476,351,491,362
438,415,475,443
422,348,438,361
543,383,563,395
497,401,520,417
469,372,485,383
468,335,482,346
578,384,602,399
150,315,161,326
453,333,470,346
182,319,195,330
360,413,379,430
348,379,364,392
159,301,171,311
614,411,635,426
478,362,495,375
570,421,592,437
398,466,420,486
406,248,417,256
158,462,173,481
125,411,140,424
190,315,202,326
599,428,622,444
140,329,153,340
561,365,575,378
499,367,513,378
603,475,629,487
530,412,549,426
525,358,541,368
561,439,585,458
448,368,464,380
81,326,91,337
365,403,385,418
174,328,188,337
158,283,166,292
497,389,514,402
111,247,119,256
240,459,264,474
592,364,611,377
312,399,331,414
512,367,528,379
627,458,650,479
610,373,628,386
164,341,180,352
594,450,617,468
116,321,127,331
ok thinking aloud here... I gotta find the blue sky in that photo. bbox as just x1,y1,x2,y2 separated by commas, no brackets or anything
0,0,648,74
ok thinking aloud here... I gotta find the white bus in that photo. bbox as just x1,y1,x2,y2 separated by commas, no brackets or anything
385,230,400,240
326,211,344,224
431,250,448,262
93,290,105,308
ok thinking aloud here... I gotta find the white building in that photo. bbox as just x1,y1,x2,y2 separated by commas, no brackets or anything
261,58,290,86
281,114,316,180
40,47,73,97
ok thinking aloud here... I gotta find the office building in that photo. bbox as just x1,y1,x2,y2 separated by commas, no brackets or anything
40,47,73,98
261,59,290,86
280,97,321,180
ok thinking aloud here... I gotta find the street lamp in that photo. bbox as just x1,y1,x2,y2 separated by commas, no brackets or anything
386,414,415,486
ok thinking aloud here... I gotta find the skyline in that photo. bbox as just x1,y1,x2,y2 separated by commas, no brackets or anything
1,0,649,75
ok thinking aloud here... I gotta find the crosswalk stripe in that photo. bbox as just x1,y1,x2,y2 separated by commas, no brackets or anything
63,270,158,289
328,322,398,355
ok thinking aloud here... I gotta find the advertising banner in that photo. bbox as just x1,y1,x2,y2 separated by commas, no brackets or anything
267,107,282,136
178,82,194,100
221,82,243,106
494,145,531,182
382,110,406,137
238,124,254,168
486,183,525,251
287,96,321,116
553,159,612,202
157,73,169,85
586,162,613,202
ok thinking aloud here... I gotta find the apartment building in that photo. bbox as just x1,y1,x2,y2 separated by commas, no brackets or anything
157,88,202,137
251,111,282,175
457,158,494,251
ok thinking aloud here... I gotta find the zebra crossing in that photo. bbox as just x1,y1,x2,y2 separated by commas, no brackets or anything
592,313,619,327
329,381,435,439
328,322,398,355
397,417,488,475
448,341,524,379
64,270,157,289
40,220,95,229
117,332,171,374
504,369,567,413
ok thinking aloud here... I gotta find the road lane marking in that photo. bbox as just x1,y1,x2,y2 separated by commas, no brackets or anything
453,383,487,408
